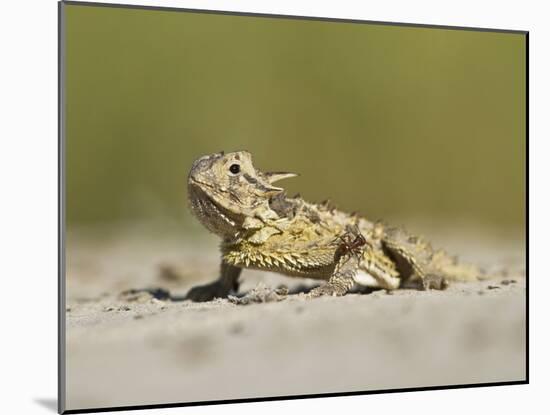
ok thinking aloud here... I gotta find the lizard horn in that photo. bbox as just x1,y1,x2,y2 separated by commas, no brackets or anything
264,172,298,184
253,180,286,197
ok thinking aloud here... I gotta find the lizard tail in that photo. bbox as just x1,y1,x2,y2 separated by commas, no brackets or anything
433,250,485,282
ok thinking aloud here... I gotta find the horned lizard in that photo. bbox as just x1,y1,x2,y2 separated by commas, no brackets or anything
186,151,480,302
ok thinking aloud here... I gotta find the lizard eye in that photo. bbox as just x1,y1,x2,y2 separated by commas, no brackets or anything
229,164,240,175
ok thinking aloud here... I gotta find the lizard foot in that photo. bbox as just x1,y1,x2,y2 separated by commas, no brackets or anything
186,281,232,302
307,283,347,298
228,284,288,305
422,274,449,290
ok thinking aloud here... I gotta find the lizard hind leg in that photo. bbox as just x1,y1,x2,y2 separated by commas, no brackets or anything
381,229,448,291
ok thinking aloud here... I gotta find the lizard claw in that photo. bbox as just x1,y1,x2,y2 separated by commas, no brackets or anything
228,284,289,305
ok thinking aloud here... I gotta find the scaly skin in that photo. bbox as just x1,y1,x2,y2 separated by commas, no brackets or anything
186,151,480,302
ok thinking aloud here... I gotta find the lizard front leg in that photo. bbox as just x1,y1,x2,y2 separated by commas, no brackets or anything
186,262,242,302
308,254,359,298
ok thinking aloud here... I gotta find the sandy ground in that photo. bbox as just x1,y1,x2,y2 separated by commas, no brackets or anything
64,226,526,411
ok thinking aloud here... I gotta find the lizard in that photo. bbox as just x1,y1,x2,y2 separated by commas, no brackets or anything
186,150,481,302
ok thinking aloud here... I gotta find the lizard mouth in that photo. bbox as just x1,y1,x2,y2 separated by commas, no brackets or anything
187,181,241,236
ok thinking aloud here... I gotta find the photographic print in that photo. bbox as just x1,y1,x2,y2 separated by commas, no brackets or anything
59,1,527,412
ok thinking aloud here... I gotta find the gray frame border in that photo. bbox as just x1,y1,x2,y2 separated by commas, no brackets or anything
58,1,529,414
62,0,528,34
58,1,67,413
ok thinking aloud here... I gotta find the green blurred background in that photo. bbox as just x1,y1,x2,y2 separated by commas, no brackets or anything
64,4,526,234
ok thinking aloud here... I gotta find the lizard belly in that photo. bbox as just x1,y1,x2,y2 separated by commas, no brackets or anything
222,244,335,280
353,270,380,286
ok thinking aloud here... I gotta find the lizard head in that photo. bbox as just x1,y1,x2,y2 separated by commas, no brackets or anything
187,151,297,238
